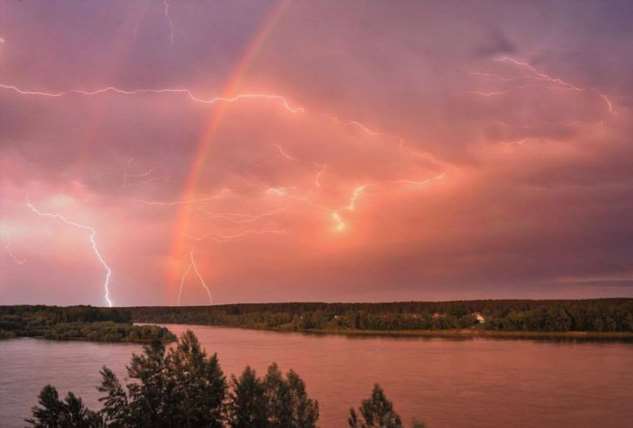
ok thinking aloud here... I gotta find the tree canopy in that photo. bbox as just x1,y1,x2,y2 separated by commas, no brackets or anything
28,331,425,427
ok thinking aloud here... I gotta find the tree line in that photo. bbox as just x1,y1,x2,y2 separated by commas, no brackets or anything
0,305,174,343
130,299,633,334
28,330,425,428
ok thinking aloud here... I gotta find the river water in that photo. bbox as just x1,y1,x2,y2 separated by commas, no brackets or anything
1,324,632,427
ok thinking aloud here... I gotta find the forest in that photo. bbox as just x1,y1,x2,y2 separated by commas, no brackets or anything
0,305,175,343
3,299,633,343
130,299,633,336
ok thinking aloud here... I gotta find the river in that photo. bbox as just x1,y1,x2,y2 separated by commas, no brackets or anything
1,324,632,427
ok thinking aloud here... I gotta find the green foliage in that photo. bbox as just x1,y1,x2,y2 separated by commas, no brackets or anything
227,363,319,428
228,367,268,428
349,384,403,428
29,331,323,428
0,305,175,343
27,385,103,427
129,299,633,334
98,332,227,427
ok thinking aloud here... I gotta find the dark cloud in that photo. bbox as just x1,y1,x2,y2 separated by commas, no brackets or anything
1,0,633,305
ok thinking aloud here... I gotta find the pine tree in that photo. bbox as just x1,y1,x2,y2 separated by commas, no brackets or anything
348,384,403,428
228,366,268,428
167,330,227,428
27,385,103,427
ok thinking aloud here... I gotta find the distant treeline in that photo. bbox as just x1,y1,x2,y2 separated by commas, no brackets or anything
130,299,633,334
0,305,175,343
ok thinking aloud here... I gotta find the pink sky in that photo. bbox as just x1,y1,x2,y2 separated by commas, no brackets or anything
1,1,633,306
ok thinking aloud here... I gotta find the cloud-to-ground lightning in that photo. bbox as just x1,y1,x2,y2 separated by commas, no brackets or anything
26,202,113,307
176,257,192,306
177,249,213,305
189,250,212,304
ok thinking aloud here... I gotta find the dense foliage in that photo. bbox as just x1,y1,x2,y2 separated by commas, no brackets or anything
0,305,175,343
349,385,425,428
28,331,420,427
130,299,633,334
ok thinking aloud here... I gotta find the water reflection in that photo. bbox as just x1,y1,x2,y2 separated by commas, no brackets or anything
1,324,632,428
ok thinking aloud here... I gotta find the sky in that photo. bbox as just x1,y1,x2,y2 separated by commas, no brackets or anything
1,0,633,307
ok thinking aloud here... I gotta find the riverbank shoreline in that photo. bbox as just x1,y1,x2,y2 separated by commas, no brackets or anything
155,322,633,342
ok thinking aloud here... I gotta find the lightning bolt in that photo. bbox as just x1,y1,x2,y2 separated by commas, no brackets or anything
265,186,292,197
189,250,212,304
186,228,286,243
395,172,446,187
133,188,231,206
273,144,296,161
345,185,367,211
471,56,617,115
197,207,286,225
600,94,616,114
176,257,192,306
177,249,212,306
326,185,367,233
349,121,381,136
495,56,583,91
313,163,327,188
330,212,346,232
26,202,113,307
0,84,304,114
123,159,154,188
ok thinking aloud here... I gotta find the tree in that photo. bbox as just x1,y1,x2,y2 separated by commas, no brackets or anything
228,367,268,428
29,331,324,428
348,384,403,428
123,340,175,426
263,363,319,428
263,363,292,427
27,385,103,428
99,331,227,428
168,330,227,427
285,369,319,427
97,367,129,426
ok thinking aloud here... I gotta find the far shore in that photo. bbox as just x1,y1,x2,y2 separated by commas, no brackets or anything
155,323,633,342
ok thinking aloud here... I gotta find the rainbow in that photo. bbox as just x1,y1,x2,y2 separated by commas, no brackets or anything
167,0,291,300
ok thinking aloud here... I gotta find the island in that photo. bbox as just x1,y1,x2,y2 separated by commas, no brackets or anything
0,305,175,343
